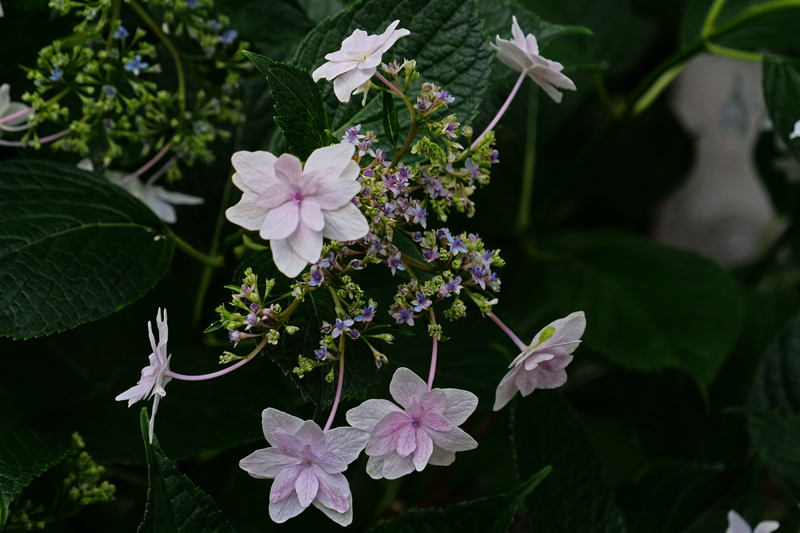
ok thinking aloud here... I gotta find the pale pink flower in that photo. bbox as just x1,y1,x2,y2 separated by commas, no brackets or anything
790,119,800,140
0,84,31,133
312,20,410,103
493,311,585,411
225,143,370,277
727,510,779,533
489,16,576,103
115,308,172,443
239,408,368,526
346,367,478,480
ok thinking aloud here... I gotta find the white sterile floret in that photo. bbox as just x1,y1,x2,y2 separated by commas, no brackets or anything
0,83,31,134
312,20,410,103
489,16,576,103
790,119,800,140
726,510,779,533
225,143,370,278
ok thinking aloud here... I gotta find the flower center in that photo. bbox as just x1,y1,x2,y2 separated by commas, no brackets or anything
293,192,304,202
412,420,420,427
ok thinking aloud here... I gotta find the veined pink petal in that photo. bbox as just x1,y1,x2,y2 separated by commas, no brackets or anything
532,64,576,91
389,367,428,408
420,411,452,432
115,377,155,406
226,193,265,232
312,450,348,474
321,203,370,242
395,424,417,457
346,399,402,431
237,167,284,196
412,430,433,471
533,367,568,390
239,448,296,479
269,492,305,524
312,495,354,526
287,220,323,263
528,311,586,355
418,389,447,415
338,29,369,53
428,445,456,466
262,408,304,445
381,452,415,479
366,455,385,479
370,20,410,57
528,69,568,103
332,68,374,103
510,16,526,49
303,143,356,182
540,354,574,372
312,59,359,82
270,465,302,503
324,427,369,464
426,425,478,452
257,185,296,209
260,200,299,240
311,175,361,210
493,366,521,411
295,467,319,507
490,39,531,73
312,467,350,513
274,153,303,184
441,388,479,426
294,420,326,449
371,410,411,437
271,237,308,277
515,365,539,396
300,199,324,232
231,150,279,181
523,351,555,371
272,432,306,457
367,434,401,456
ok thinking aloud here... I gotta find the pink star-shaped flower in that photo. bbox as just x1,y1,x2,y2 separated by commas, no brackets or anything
346,367,478,479
727,510,779,533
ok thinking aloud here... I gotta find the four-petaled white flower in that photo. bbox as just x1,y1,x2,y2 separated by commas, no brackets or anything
0,84,31,134
489,16,576,103
225,143,370,278
790,119,800,140
312,20,410,103
115,308,172,443
346,367,478,480
239,408,368,526
727,510,779,533
78,159,204,224
493,311,585,411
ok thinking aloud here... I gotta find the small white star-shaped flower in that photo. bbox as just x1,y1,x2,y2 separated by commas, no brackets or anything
789,119,800,140
726,510,779,533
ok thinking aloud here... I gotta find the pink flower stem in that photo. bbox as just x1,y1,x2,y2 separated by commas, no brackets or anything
117,142,173,186
374,71,406,100
488,311,528,352
165,337,267,381
145,157,176,186
374,71,419,168
470,71,527,151
427,318,439,391
0,128,69,147
323,339,346,433
0,106,33,125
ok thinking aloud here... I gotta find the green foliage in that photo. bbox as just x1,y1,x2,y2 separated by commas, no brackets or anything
479,0,593,49
752,316,800,412
293,0,493,143
243,51,333,161
0,428,74,529
763,57,800,165
368,467,551,533
0,160,174,340
535,232,744,388
382,91,400,148
512,391,627,532
138,409,237,533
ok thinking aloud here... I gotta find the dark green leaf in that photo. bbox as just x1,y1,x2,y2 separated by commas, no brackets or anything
243,51,331,161
368,467,551,533
538,232,744,388
138,409,237,533
292,0,493,146
382,91,400,148
763,57,800,165
479,0,593,49
0,160,174,340
0,428,74,529
618,461,761,533
752,316,800,413
512,391,626,532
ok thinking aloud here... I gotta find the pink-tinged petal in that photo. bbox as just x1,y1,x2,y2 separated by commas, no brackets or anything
539,354,574,372
370,21,410,57
226,194,265,232
261,408,305,445
382,452,416,479
303,143,356,181
0,103,30,128
237,167,284,196
441,388,479,426
230,173,252,195
295,467,319,507
239,448,296,478
345,399,402,431
515,366,539,396
272,432,306,456
494,367,519,411
256,187,295,209
510,16,527,50
365,455,385,479
300,199,324,231
412,430,433,471
313,467,350,513
523,351,555,371
753,522,780,533
231,150,278,179
490,39,530,73
535,368,568,390
529,311,586,354
152,355,171,397
260,200,299,240
271,237,309,278
0,84,10,111
332,68,374,103
274,153,303,184
525,34,540,56
726,511,753,533
270,465,302,503
321,203,370,242
529,73,564,103
115,377,155,406
420,412,453,432
418,389,447,415
312,493,353,526
428,445,456,466
531,64,576,91
337,29,369,53
389,367,428,408
287,220,324,263
312,59,358,82
371,411,411,438
367,434,401,456
395,424,417,457
269,492,305,524
425,425,478,452
294,420,326,448
310,177,361,210
324,426,369,464
154,188,205,206
358,52,385,70
312,451,347,474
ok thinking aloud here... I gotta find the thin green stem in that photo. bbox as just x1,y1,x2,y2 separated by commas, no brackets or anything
702,0,729,37
173,234,225,268
374,71,418,167
706,42,763,62
516,86,538,235
713,0,800,38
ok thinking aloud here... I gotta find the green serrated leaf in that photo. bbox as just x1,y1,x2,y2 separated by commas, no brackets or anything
368,467,550,533
763,57,800,165
382,91,400,148
0,160,174,340
0,428,74,529
748,409,800,503
138,409,237,533
243,51,331,161
293,0,493,148
752,316,800,413
512,391,626,532
537,231,744,388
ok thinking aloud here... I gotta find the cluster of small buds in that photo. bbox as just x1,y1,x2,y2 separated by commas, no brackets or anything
62,433,116,507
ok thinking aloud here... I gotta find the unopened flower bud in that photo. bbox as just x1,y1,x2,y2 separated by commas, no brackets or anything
284,325,299,335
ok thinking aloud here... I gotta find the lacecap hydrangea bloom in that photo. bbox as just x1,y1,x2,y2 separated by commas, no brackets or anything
726,510,779,533
346,367,478,479
312,20,410,103
239,408,368,526
493,311,585,411
489,16,576,103
225,143,370,277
